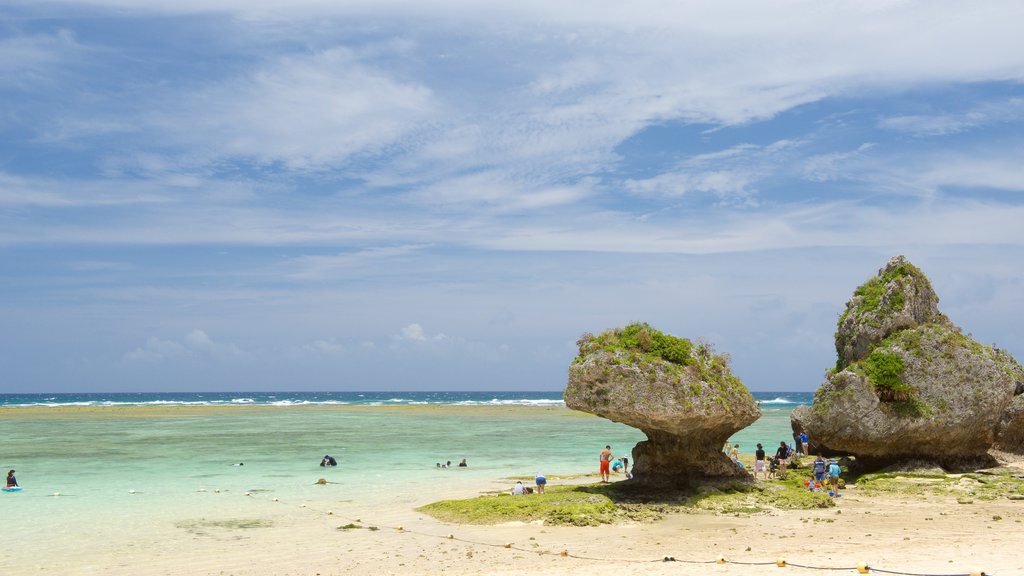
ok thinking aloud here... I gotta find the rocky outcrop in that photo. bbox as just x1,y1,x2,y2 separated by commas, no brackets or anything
835,256,949,370
798,256,1022,469
564,323,759,487
994,353,1024,454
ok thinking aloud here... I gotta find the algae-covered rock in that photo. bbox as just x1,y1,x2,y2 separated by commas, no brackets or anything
799,256,1021,468
835,255,949,370
564,323,759,487
994,352,1024,454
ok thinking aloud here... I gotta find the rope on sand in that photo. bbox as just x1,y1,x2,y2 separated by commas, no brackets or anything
210,487,992,576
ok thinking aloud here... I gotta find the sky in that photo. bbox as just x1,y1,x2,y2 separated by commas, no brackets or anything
2,1,1023,393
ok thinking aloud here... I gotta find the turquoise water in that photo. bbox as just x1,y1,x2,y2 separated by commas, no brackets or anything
0,393,806,570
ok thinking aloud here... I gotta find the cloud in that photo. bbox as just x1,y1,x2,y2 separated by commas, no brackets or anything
624,140,801,203
123,330,244,362
286,245,428,280
146,47,435,169
396,323,445,342
0,30,79,87
291,339,347,357
877,98,1024,136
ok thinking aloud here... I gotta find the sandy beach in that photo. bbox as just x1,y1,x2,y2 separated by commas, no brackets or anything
3,403,1022,575
11,463,1023,576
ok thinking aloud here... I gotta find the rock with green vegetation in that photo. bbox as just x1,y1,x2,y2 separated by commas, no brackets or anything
994,353,1024,453
835,255,950,370
795,255,1024,469
564,322,759,487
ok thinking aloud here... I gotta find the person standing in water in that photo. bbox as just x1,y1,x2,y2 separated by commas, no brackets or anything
6,470,17,487
599,445,613,482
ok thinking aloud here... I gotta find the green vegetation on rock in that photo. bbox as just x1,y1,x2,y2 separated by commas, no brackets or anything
837,260,925,331
576,322,693,367
862,349,913,402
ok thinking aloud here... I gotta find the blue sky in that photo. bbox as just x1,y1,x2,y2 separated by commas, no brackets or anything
2,1,1023,393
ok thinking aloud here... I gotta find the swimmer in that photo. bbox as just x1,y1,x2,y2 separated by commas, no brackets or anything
6,470,17,488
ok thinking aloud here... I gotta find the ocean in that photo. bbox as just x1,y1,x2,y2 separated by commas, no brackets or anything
0,391,809,571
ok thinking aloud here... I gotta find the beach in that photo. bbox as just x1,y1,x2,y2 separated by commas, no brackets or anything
2,402,1022,575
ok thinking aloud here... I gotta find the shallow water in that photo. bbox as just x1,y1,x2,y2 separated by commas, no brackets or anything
0,393,807,569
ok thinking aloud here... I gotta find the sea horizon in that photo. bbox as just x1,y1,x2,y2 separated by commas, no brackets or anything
0,390,813,408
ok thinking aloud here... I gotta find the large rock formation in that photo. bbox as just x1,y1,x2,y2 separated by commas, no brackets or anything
794,256,1024,468
994,354,1024,454
564,323,760,487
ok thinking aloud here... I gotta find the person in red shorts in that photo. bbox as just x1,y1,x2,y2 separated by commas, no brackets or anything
599,445,613,482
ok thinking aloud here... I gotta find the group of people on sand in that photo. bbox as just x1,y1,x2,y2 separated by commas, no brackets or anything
743,441,798,480
599,445,630,481
511,472,547,495
808,453,843,497
510,444,632,496
436,459,468,469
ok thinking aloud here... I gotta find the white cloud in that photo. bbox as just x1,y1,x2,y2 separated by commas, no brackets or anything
148,47,434,169
123,336,191,362
291,339,346,357
123,329,244,362
0,30,79,87
396,323,445,342
624,140,801,202
286,245,428,280
878,98,1024,136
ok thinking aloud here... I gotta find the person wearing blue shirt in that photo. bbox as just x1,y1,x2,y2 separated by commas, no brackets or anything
828,460,842,497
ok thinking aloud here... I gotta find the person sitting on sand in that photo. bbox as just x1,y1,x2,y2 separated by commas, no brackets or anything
535,472,546,493
458,459,467,467
6,470,17,488
729,443,740,463
511,481,525,496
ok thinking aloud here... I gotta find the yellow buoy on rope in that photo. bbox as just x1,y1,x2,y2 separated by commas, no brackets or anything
776,558,787,567
857,562,870,574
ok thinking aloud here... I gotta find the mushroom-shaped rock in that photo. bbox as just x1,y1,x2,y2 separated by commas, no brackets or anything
565,323,759,487
799,256,1020,469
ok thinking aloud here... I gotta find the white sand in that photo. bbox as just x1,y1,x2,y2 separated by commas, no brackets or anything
24,465,1024,576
